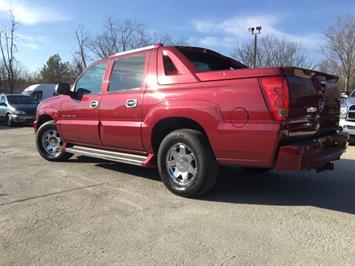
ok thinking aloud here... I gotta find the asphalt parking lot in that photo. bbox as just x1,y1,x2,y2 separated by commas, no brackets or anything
0,126,355,265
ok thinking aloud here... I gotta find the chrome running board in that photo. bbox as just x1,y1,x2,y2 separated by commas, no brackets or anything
65,145,147,166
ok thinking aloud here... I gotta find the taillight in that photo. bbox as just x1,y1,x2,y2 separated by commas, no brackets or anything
260,77,289,121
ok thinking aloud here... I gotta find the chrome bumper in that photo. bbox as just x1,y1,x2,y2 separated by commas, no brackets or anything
12,114,35,123
340,119,355,136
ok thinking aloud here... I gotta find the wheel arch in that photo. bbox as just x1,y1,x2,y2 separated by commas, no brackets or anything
37,114,54,129
143,100,222,155
151,117,211,154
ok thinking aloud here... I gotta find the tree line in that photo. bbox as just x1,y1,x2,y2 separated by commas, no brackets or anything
0,13,354,94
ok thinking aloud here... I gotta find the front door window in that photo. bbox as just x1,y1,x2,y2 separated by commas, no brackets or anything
75,63,107,94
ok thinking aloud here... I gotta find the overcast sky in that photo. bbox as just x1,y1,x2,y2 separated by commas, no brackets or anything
0,0,354,72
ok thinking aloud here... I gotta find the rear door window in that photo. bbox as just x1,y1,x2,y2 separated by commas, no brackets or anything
109,55,146,92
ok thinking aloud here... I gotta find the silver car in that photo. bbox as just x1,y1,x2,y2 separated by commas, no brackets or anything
339,90,355,136
0,94,38,127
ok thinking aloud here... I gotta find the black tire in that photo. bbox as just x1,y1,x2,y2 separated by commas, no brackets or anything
6,113,14,127
157,129,219,197
36,120,72,161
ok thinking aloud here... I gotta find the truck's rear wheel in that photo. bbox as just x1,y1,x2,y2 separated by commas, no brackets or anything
36,121,72,161
157,129,219,197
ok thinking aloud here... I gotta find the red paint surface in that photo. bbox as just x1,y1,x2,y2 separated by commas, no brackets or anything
34,45,347,170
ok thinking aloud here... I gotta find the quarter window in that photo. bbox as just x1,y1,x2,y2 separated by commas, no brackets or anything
163,55,178,75
109,55,145,92
76,63,107,93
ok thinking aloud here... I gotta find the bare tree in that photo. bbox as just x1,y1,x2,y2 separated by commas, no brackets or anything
0,10,18,93
232,41,262,68
231,35,312,69
318,59,346,90
152,33,189,46
74,24,91,73
323,15,355,93
89,18,151,59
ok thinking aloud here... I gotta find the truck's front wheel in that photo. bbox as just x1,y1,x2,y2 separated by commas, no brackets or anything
36,121,72,161
157,129,219,197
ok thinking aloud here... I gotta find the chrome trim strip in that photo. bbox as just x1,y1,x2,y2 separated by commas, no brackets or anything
306,107,318,113
288,119,311,124
65,145,147,166
288,130,317,136
114,44,161,57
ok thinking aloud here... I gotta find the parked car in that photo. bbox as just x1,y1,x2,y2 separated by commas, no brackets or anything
33,44,348,197
339,89,355,137
339,92,348,106
0,94,38,127
22,84,57,102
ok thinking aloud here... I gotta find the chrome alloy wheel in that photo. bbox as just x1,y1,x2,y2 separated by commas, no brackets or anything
166,143,197,185
42,129,63,157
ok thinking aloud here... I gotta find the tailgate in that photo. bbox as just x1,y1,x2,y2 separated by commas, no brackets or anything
283,67,340,137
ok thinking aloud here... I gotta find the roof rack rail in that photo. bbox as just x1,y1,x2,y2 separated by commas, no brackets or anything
113,43,163,57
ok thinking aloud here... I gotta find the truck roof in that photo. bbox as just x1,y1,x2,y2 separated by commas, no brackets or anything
109,43,163,58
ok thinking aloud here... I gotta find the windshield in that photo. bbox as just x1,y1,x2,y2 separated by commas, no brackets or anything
177,47,247,72
7,95,38,104
351,90,355,97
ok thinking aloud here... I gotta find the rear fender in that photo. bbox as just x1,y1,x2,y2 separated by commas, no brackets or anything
142,100,223,153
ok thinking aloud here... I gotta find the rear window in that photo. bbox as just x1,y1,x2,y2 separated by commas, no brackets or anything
177,47,247,72
7,95,38,104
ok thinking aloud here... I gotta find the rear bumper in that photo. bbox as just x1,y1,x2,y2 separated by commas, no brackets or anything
275,132,349,171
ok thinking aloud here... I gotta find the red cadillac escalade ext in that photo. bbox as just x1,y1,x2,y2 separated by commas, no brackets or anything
34,44,348,197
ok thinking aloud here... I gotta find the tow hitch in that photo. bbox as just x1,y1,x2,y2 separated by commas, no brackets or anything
316,162,334,172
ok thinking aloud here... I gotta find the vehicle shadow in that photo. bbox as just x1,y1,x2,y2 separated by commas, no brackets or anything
201,159,355,215
0,124,33,130
70,156,160,182
71,156,355,215
0,125,12,130
97,162,160,182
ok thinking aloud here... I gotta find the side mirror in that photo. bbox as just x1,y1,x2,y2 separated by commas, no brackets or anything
55,83,72,96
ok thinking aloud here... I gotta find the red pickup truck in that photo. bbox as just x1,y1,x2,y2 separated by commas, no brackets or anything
34,44,348,197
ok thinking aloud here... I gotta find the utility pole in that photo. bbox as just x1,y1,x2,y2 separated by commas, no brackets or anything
248,26,262,68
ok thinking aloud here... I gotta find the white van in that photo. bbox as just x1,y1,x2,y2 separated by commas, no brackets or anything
22,84,57,102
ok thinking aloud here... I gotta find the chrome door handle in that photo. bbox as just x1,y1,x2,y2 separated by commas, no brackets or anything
90,100,99,108
126,99,138,108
